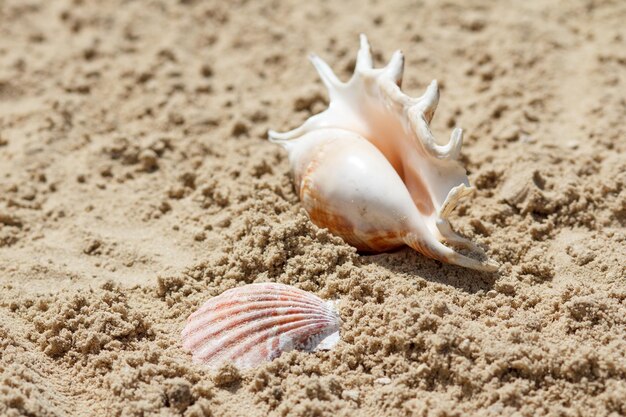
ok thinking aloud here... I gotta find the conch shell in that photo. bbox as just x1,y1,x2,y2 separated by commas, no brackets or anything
269,35,497,272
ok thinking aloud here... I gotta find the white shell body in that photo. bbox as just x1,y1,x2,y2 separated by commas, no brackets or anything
270,35,497,271
181,283,341,370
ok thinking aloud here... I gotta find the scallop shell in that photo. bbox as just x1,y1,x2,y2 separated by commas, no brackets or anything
181,283,341,370
269,35,498,271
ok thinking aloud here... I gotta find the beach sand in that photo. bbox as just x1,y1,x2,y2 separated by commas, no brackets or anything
1,0,625,415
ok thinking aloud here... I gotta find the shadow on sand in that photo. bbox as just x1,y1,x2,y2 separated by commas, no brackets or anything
358,247,499,294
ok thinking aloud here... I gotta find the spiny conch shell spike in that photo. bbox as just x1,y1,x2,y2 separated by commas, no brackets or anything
356,34,373,70
269,34,498,272
181,283,341,370
309,54,342,91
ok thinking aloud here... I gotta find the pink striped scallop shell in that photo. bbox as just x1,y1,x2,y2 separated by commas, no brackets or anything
181,283,341,370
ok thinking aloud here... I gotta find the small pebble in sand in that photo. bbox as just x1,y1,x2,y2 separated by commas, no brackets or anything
342,389,360,401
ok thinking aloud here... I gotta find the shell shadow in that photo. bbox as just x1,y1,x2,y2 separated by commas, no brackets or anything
358,247,498,294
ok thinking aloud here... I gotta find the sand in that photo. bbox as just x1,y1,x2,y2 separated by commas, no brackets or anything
0,0,625,416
